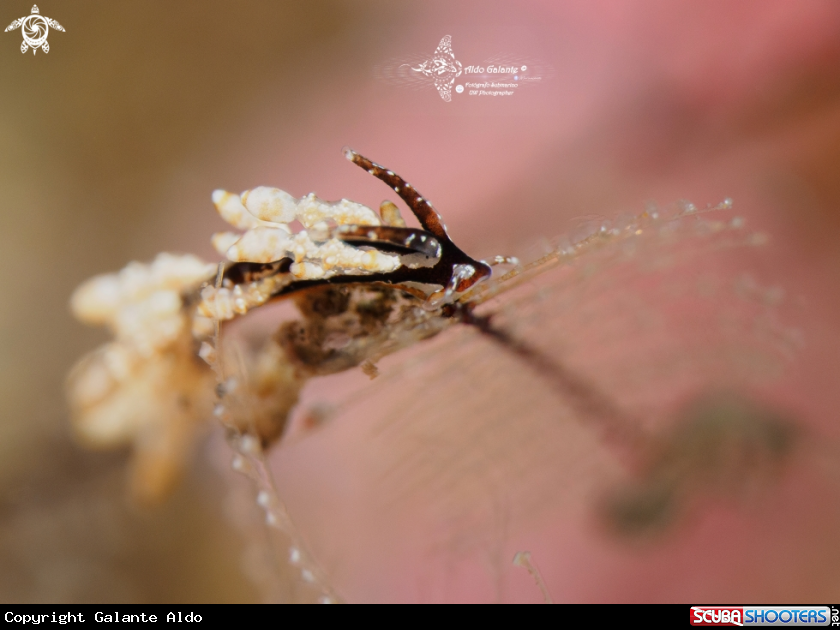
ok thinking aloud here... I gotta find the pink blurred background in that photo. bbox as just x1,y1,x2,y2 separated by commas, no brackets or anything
1,0,840,603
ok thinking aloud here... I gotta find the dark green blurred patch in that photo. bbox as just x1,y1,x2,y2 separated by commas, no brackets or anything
601,391,798,538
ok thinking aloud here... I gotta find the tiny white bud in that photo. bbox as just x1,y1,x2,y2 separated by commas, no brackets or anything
256,490,271,507
198,341,216,365
211,232,242,257
70,274,122,324
239,434,261,455
289,547,302,565
212,190,260,229
225,226,292,263
290,262,325,279
241,186,298,223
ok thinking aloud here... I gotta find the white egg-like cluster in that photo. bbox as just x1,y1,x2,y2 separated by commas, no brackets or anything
71,253,217,355
67,253,219,502
211,188,401,279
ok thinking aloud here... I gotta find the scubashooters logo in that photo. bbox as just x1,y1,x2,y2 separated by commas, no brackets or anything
377,35,546,102
5,4,64,54
690,606,832,626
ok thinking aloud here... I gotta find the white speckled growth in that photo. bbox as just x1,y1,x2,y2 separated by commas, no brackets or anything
211,187,401,278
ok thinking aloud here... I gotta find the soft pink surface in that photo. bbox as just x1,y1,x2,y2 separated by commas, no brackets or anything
203,2,840,602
